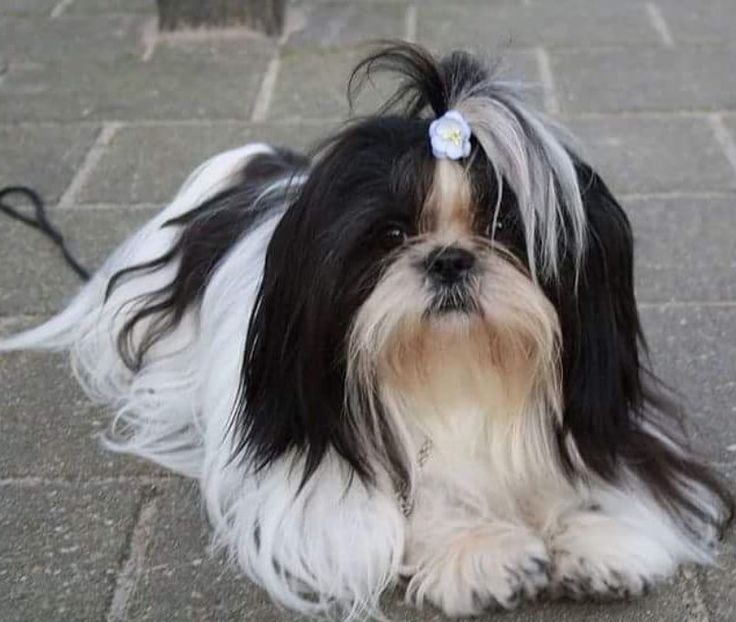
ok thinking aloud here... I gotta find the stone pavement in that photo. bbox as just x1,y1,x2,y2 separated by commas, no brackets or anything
1,0,735,620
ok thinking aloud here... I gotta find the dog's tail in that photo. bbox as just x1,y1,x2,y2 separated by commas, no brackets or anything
0,142,283,477
0,143,273,355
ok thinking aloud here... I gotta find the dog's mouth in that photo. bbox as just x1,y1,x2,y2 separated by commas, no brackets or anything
425,286,479,317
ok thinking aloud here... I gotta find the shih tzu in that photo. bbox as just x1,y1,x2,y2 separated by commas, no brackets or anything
1,43,731,619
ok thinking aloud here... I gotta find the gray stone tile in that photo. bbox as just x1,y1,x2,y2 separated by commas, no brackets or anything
417,0,660,50
657,0,736,44
78,121,332,204
566,115,736,194
640,306,736,479
0,39,274,122
0,343,161,478
286,0,407,48
102,39,274,121
0,482,142,622
0,15,146,63
0,124,101,203
552,47,736,113
0,207,155,315
127,479,274,622
0,0,57,15
627,196,736,304
269,47,389,121
271,47,539,121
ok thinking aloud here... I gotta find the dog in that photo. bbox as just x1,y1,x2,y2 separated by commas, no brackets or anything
1,43,731,619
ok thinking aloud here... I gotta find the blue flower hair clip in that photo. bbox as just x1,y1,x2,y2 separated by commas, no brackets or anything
429,110,472,160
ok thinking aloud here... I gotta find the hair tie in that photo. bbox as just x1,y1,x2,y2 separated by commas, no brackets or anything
429,110,472,160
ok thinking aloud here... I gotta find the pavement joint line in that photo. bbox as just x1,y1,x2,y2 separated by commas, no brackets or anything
535,47,560,115
404,5,418,44
106,490,160,622
251,54,281,122
49,0,75,19
645,2,675,48
708,113,736,177
249,6,305,124
58,122,121,209
140,17,158,62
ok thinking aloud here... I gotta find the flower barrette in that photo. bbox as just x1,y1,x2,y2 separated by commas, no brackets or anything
429,110,472,160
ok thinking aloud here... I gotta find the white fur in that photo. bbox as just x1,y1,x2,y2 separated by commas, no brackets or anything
0,142,723,621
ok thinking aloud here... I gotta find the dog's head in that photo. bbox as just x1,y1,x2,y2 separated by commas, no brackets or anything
240,44,639,487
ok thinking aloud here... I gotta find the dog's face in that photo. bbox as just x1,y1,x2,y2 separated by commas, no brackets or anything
239,46,636,488
332,124,560,414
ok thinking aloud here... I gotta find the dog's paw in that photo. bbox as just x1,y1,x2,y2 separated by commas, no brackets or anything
552,548,652,600
549,511,671,601
406,524,550,617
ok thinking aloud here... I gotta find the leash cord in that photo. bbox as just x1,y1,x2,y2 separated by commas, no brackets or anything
0,186,90,281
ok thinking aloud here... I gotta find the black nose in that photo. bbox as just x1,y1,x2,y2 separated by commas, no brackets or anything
426,246,476,284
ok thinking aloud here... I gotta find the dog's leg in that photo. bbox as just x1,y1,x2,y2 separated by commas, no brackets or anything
403,479,551,617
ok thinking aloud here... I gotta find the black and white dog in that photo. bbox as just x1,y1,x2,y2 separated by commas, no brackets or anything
1,44,731,619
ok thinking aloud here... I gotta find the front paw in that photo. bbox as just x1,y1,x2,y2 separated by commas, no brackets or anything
549,514,670,600
552,548,653,600
406,525,550,617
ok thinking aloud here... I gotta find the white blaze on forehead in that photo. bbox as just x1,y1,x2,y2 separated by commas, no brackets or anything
422,159,474,236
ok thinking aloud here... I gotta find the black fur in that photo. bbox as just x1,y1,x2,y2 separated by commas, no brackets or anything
237,117,437,484
550,162,733,531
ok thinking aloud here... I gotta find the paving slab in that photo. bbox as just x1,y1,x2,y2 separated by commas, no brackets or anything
0,0,58,15
0,341,162,478
0,38,274,122
0,206,156,315
566,115,736,195
126,479,272,622
0,123,101,203
551,46,736,113
286,0,407,48
271,47,539,121
627,195,736,304
417,0,660,50
641,305,736,481
657,0,736,44
0,482,143,622
77,121,334,205
0,14,147,63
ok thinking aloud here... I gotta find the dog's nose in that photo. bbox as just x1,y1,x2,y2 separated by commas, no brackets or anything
426,246,476,284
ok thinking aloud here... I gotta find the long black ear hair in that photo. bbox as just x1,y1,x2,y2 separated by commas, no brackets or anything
550,160,733,534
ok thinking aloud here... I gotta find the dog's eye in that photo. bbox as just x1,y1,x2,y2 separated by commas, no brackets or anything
381,225,408,248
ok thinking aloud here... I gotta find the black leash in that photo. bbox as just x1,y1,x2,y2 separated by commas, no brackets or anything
0,185,91,281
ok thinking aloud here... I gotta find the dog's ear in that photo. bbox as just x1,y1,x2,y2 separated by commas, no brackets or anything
546,160,644,479
550,160,733,530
